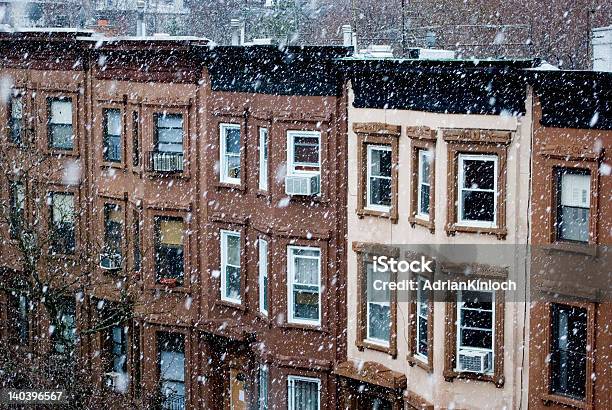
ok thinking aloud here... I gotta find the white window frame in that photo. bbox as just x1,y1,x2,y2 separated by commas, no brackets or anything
259,127,268,191
416,148,432,219
365,261,390,347
457,154,498,228
415,276,428,361
286,130,321,176
259,238,269,316
365,144,392,212
287,375,320,410
219,123,241,185
456,290,495,374
287,245,321,326
220,229,241,304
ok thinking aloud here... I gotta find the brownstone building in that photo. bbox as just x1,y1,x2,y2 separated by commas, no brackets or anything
0,30,350,409
527,71,612,410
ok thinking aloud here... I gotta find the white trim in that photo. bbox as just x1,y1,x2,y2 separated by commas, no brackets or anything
287,375,320,410
286,130,321,176
457,154,498,228
259,127,269,191
219,123,241,185
258,238,269,316
365,144,392,213
456,289,495,374
416,148,432,219
220,229,241,304
287,245,321,326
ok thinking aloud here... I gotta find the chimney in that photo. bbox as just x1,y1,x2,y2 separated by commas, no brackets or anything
342,25,353,47
230,19,245,46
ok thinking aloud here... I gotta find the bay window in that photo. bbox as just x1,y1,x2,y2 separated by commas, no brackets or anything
458,154,498,227
155,217,184,286
287,246,321,325
220,230,241,304
555,169,590,243
366,145,392,211
220,123,241,184
48,98,73,150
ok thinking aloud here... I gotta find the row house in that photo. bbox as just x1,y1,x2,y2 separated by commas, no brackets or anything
337,58,535,409
0,30,350,409
527,71,612,410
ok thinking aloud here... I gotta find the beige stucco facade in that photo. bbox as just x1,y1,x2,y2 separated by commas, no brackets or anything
344,83,532,409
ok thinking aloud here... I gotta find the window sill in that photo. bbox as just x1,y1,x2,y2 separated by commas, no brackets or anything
48,148,78,157
215,299,246,311
145,171,188,179
281,321,326,333
356,339,396,358
443,369,504,388
541,393,591,410
356,208,397,224
215,181,245,191
445,224,507,240
147,283,190,293
407,354,433,372
100,161,125,170
409,215,435,233
543,242,598,257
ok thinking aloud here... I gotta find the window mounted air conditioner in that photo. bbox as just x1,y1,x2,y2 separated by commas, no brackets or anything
457,349,492,373
99,252,122,270
285,174,320,196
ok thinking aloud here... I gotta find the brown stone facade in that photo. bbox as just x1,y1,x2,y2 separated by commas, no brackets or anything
528,85,612,410
0,31,348,409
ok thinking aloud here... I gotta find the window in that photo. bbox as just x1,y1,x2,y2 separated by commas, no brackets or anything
158,332,185,410
366,145,392,211
133,211,142,272
220,230,241,304
106,325,127,375
355,123,400,222
220,123,241,184
155,217,184,286
53,300,76,356
102,204,123,266
48,98,73,150
287,131,320,175
417,149,432,218
366,261,390,345
7,292,29,345
50,192,75,254
456,290,494,374
258,364,269,410
259,239,269,315
415,277,430,361
287,246,321,325
259,127,268,191
103,109,122,162
556,169,590,243
151,114,184,172
8,92,23,144
9,181,25,239
550,303,587,400
287,376,320,410
132,111,140,166
458,154,498,228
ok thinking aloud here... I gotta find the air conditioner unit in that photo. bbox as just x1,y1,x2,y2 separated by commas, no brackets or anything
285,174,320,196
99,252,122,270
457,349,492,373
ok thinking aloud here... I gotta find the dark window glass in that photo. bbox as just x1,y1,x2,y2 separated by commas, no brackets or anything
7,293,29,345
102,204,123,265
103,109,122,162
48,98,73,149
460,157,496,223
132,111,140,166
556,169,590,243
155,217,184,285
9,182,25,239
50,193,76,254
133,211,142,272
53,299,76,356
8,93,23,144
367,146,392,208
550,304,587,399
458,291,493,350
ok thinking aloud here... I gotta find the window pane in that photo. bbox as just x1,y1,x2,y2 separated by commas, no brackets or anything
368,303,390,342
560,173,590,208
369,177,391,207
294,256,319,285
291,379,319,410
461,290,493,309
52,194,75,223
419,151,430,183
559,207,589,242
460,328,492,349
462,159,494,190
558,171,590,243
225,127,241,154
51,100,72,124
461,309,493,329
366,263,389,302
50,124,74,149
293,286,319,320
159,219,183,245
370,148,391,177
551,304,587,399
419,184,430,215
157,114,183,129
293,136,319,165
417,316,428,356
461,191,494,222
105,109,121,136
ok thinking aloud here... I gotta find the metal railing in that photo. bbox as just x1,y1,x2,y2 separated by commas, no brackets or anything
162,393,185,410
147,151,184,173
